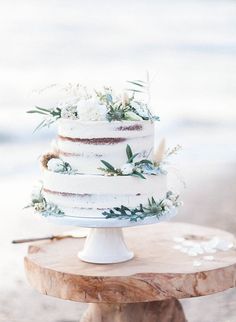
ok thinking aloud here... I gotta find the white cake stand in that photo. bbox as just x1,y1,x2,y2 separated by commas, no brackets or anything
39,209,177,264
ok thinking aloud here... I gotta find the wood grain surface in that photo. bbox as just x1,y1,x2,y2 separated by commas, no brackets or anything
24,222,236,304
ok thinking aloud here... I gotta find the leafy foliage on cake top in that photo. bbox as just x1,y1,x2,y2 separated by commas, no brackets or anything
102,191,182,222
98,143,181,179
27,78,159,131
25,182,64,217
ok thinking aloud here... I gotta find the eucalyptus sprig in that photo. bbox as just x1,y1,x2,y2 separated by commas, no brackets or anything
102,191,181,222
27,106,61,132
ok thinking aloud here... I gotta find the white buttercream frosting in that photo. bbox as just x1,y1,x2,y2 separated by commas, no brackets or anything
42,168,167,218
39,119,168,219
57,119,154,174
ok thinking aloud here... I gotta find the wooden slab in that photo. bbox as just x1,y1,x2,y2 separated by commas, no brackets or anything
24,222,236,303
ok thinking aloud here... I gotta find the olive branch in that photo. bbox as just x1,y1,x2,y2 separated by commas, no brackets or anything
102,191,181,222
98,144,152,179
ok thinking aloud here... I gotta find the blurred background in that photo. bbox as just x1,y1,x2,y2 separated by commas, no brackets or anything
0,0,236,321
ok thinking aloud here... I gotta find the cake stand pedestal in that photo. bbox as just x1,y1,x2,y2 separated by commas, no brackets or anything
24,223,236,322
79,228,133,263
44,208,177,264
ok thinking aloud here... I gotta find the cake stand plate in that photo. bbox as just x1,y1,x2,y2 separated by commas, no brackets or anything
38,208,177,264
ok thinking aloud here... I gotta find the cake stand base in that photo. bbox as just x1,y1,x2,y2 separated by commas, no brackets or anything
78,228,134,264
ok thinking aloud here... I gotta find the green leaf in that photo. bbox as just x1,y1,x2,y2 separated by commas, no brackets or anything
126,144,133,160
35,106,51,113
137,159,153,165
33,120,47,133
100,160,115,171
126,88,143,93
27,110,48,115
133,80,147,84
128,152,139,163
132,171,146,179
151,197,156,205
127,81,145,88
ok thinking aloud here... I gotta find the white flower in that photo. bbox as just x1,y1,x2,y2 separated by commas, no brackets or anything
77,98,107,121
47,158,65,172
124,111,143,121
61,108,77,120
59,99,78,120
176,201,184,207
121,163,134,175
34,202,45,212
167,193,177,202
162,199,173,210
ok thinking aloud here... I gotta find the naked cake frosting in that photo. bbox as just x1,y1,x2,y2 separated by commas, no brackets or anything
28,81,182,222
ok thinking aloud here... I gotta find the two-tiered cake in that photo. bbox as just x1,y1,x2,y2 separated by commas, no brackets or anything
42,119,170,219
28,82,181,262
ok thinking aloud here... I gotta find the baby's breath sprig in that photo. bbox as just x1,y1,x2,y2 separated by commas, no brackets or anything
25,184,64,217
165,144,182,158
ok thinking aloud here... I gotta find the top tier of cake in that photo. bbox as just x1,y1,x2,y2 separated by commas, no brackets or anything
57,119,155,175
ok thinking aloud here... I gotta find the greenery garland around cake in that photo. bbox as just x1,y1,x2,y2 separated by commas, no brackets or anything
26,183,182,222
27,79,159,131
102,191,182,222
41,141,181,178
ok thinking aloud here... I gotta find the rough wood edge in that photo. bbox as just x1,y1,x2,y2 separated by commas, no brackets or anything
24,255,236,303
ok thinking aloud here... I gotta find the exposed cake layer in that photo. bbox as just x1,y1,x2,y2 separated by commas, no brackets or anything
57,120,154,174
42,169,167,218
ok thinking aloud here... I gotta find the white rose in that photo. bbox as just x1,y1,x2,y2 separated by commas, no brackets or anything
121,163,134,175
47,158,65,172
77,98,107,121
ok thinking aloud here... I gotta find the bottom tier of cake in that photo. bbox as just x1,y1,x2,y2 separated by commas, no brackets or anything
41,169,168,218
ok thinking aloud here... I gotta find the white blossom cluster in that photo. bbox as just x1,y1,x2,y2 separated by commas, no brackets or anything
59,97,107,121
58,84,156,122
119,162,167,177
29,182,64,217
162,191,183,211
